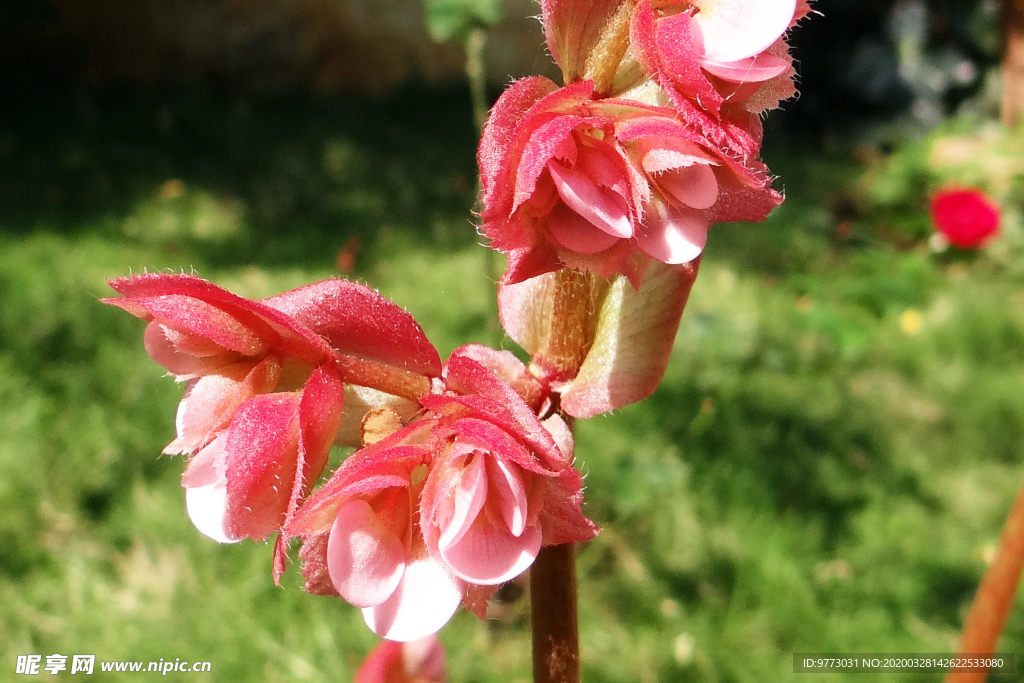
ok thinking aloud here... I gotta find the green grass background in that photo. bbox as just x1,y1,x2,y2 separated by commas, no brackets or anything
2,86,1024,682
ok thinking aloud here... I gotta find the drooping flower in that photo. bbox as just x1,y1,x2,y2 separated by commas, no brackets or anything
630,0,801,112
103,275,440,567
930,187,1001,250
538,0,809,159
355,636,446,683
479,78,780,284
285,346,597,641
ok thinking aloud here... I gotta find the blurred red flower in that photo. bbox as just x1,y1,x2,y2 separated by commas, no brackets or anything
930,188,1001,249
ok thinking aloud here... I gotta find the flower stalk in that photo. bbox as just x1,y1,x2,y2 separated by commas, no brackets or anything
531,542,581,683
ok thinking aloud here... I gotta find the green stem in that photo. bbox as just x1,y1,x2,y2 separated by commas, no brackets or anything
465,28,489,135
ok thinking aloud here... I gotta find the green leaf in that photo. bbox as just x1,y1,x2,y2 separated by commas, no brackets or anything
424,0,503,43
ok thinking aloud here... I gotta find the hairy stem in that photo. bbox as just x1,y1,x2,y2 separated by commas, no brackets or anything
530,269,604,384
531,542,580,683
945,474,1024,683
333,355,432,402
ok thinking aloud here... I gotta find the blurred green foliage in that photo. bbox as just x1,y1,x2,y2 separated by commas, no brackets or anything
424,0,502,43
1,85,1024,683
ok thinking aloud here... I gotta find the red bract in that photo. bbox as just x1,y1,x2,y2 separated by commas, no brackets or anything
479,78,780,284
285,347,597,641
930,188,1001,250
103,275,440,561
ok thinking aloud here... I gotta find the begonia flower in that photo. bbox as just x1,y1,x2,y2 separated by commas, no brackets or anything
285,347,597,641
355,636,446,683
930,187,1001,250
538,0,809,159
629,0,807,158
103,275,440,564
479,78,780,284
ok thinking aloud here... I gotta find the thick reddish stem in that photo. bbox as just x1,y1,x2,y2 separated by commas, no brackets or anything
945,475,1024,683
531,543,580,683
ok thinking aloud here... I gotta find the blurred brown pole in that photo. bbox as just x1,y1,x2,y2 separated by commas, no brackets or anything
531,543,580,683
1002,0,1024,125
944,475,1024,683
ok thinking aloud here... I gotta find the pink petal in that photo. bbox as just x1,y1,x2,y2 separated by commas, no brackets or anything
692,0,797,63
637,203,708,264
547,203,623,254
438,453,488,551
440,519,542,585
701,52,791,83
165,356,281,455
293,364,346,501
224,393,302,541
486,457,529,537
327,499,406,608
104,273,338,366
144,322,238,378
128,295,271,356
638,138,718,176
637,5,725,115
185,481,241,544
400,635,446,682
512,116,587,215
479,76,559,207
263,280,441,377
447,344,545,411
181,433,229,488
657,164,719,210
536,467,600,545
362,553,464,642
354,636,446,683
548,159,633,239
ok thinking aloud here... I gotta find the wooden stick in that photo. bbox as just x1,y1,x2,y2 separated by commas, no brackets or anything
945,475,1024,683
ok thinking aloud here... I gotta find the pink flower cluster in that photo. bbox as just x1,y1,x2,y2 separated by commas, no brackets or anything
103,0,811,654
480,0,809,284
103,275,596,640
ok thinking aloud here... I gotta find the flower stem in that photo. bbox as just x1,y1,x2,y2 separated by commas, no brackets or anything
945,474,1024,683
530,269,604,384
465,28,490,135
333,355,432,402
531,542,580,683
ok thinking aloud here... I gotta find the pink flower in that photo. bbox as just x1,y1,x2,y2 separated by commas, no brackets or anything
930,187,1001,250
103,275,440,567
354,636,446,683
629,0,805,158
538,0,809,160
479,78,780,283
285,346,596,641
